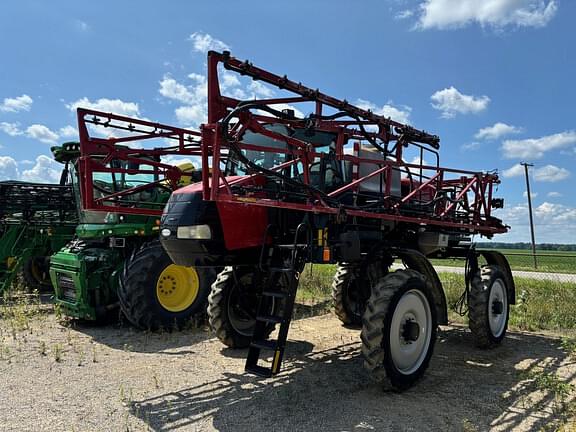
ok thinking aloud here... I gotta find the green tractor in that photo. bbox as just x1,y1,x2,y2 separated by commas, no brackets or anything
49,109,213,329
0,148,78,294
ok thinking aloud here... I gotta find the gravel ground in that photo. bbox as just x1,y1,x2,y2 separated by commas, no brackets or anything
1,309,575,432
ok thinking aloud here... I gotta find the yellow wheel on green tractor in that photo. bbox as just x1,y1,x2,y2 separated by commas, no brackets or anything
155,264,200,312
118,240,215,330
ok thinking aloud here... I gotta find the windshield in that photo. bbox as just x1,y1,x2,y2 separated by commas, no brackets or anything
225,124,289,176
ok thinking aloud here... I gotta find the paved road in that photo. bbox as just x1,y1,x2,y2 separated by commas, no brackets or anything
432,265,576,283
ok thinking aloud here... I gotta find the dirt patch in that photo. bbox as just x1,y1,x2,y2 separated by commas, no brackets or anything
1,311,575,431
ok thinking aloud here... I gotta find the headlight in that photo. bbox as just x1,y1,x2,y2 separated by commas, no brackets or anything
176,225,211,240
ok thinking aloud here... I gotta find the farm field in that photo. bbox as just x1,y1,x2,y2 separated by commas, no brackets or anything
429,249,576,274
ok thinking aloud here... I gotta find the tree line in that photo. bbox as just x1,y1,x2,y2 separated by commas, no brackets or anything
477,242,576,252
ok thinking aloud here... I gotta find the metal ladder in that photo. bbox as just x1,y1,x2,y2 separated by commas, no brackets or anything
245,223,310,377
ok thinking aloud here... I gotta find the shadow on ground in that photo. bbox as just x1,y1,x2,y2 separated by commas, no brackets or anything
130,327,575,431
67,316,213,355
69,301,331,355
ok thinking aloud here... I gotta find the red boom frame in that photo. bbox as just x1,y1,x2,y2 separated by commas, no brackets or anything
200,51,507,237
77,108,202,216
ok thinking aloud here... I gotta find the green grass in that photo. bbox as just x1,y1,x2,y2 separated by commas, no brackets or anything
297,264,335,303
430,249,576,274
423,272,576,332
297,265,576,332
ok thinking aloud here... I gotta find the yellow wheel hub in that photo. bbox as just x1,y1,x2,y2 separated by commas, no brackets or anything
155,265,200,312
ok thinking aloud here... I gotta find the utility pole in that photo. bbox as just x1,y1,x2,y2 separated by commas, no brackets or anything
521,162,537,269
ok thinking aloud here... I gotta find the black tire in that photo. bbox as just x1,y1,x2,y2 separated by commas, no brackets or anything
361,269,437,391
118,240,213,330
332,264,369,327
468,265,510,348
208,266,280,348
22,256,52,292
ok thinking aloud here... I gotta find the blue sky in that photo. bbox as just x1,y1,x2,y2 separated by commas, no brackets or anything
0,0,574,243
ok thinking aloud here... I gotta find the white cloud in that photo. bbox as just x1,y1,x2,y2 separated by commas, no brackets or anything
396,9,415,20
547,191,562,198
501,130,576,159
189,32,229,54
25,124,59,144
502,163,524,178
430,86,490,118
417,0,558,30
66,97,140,117
0,122,23,136
475,122,522,140
175,105,207,127
502,163,570,182
262,103,305,119
59,125,78,138
356,99,412,124
74,20,89,32
533,164,570,182
1,122,76,144
159,76,195,104
461,141,481,151
0,94,33,113
495,201,576,243
20,155,62,183
0,156,19,180
221,71,242,90
535,202,576,223
522,191,538,199
159,74,210,127
248,81,275,98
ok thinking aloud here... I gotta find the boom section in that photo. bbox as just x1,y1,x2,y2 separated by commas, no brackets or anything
76,108,203,216
201,50,506,236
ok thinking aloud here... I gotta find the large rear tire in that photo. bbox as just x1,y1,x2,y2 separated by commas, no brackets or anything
118,240,212,330
361,269,437,390
468,265,510,348
332,264,370,327
208,266,281,348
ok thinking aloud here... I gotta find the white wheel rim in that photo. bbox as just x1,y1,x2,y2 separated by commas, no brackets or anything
489,279,507,337
389,289,433,375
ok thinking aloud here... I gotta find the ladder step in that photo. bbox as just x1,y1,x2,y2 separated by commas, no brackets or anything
276,244,308,249
245,364,273,378
256,314,283,324
262,290,289,299
250,339,277,351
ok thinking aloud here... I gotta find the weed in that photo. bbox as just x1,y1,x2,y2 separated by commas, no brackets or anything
152,373,161,390
119,384,133,406
522,367,574,418
0,342,11,361
561,338,576,358
461,419,478,432
39,341,47,356
54,302,62,321
52,343,63,362
76,347,85,366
